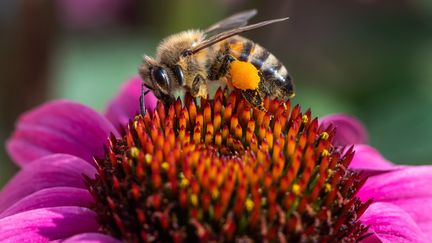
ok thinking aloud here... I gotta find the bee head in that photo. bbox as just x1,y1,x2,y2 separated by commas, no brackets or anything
139,55,186,104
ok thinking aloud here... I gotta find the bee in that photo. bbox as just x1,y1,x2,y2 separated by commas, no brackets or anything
139,9,294,113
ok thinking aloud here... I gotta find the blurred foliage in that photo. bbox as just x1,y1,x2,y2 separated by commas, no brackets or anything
1,0,432,186
51,34,158,111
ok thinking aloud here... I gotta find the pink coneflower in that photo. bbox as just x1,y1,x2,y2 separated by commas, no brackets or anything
0,76,431,242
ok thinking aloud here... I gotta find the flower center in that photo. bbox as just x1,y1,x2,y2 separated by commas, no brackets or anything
86,89,371,242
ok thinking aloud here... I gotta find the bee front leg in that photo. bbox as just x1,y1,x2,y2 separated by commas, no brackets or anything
191,74,208,99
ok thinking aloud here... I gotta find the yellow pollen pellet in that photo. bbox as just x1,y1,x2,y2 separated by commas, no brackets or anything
292,184,301,195
320,132,329,140
229,60,260,90
161,162,169,171
321,149,330,157
302,115,309,124
245,198,254,212
190,194,198,207
145,153,152,164
324,183,332,192
130,147,140,158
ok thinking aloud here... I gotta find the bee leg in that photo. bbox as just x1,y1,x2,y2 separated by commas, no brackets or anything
140,83,152,116
191,74,207,98
140,81,146,115
210,54,235,80
219,55,236,77
241,89,266,111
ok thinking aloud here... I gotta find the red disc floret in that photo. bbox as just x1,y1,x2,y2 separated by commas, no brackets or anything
86,89,371,242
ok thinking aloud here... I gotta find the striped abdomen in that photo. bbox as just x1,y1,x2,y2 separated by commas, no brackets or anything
225,36,294,98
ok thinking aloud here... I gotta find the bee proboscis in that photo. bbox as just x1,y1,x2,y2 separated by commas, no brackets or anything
139,9,294,113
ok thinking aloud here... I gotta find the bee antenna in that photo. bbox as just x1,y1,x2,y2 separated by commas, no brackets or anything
143,55,153,64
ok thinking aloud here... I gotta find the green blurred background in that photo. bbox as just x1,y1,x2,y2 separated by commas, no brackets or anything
1,0,432,186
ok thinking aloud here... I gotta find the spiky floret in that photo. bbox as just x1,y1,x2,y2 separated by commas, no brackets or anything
87,89,371,242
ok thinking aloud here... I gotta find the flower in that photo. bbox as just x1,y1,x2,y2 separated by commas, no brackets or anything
0,76,153,242
1,76,431,242
88,90,372,242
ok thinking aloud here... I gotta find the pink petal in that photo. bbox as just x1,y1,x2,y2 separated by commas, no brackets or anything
389,198,432,238
360,202,430,243
0,154,96,214
0,187,93,219
350,144,395,171
63,233,121,243
6,100,119,167
0,206,98,242
104,75,157,131
358,166,432,238
319,114,368,146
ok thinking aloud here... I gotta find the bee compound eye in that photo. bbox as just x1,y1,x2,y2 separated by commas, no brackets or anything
173,65,185,86
152,67,170,91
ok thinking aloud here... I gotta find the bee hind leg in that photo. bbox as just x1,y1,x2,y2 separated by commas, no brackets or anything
241,89,266,111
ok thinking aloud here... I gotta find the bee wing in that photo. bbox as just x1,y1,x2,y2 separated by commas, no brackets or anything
191,17,289,54
205,9,258,35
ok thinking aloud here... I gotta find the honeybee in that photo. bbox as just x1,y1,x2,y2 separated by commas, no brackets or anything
139,9,294,113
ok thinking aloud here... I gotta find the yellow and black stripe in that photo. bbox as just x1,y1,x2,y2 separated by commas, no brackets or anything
238,41,254,62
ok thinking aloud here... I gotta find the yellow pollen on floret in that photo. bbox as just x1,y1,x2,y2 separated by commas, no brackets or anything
245,198,254,212
190,194,198,207
180,178,190,188
161,162,169,171
229,60,260,90
292,183,301,195
133,119,139,129
130,147,140,158
302,115,309,124
211,189,219,199
145,153,152,164
324,183,332,192
320,132,329,140
321,149,330,157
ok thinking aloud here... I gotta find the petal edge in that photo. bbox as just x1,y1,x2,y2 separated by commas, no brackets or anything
104,76,157,131
0,154,96,214
6,100,119,166
0,206,98,242
319,114,368,146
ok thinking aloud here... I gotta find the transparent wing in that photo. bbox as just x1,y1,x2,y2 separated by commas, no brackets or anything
205,9,257,35
191,17,289,54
